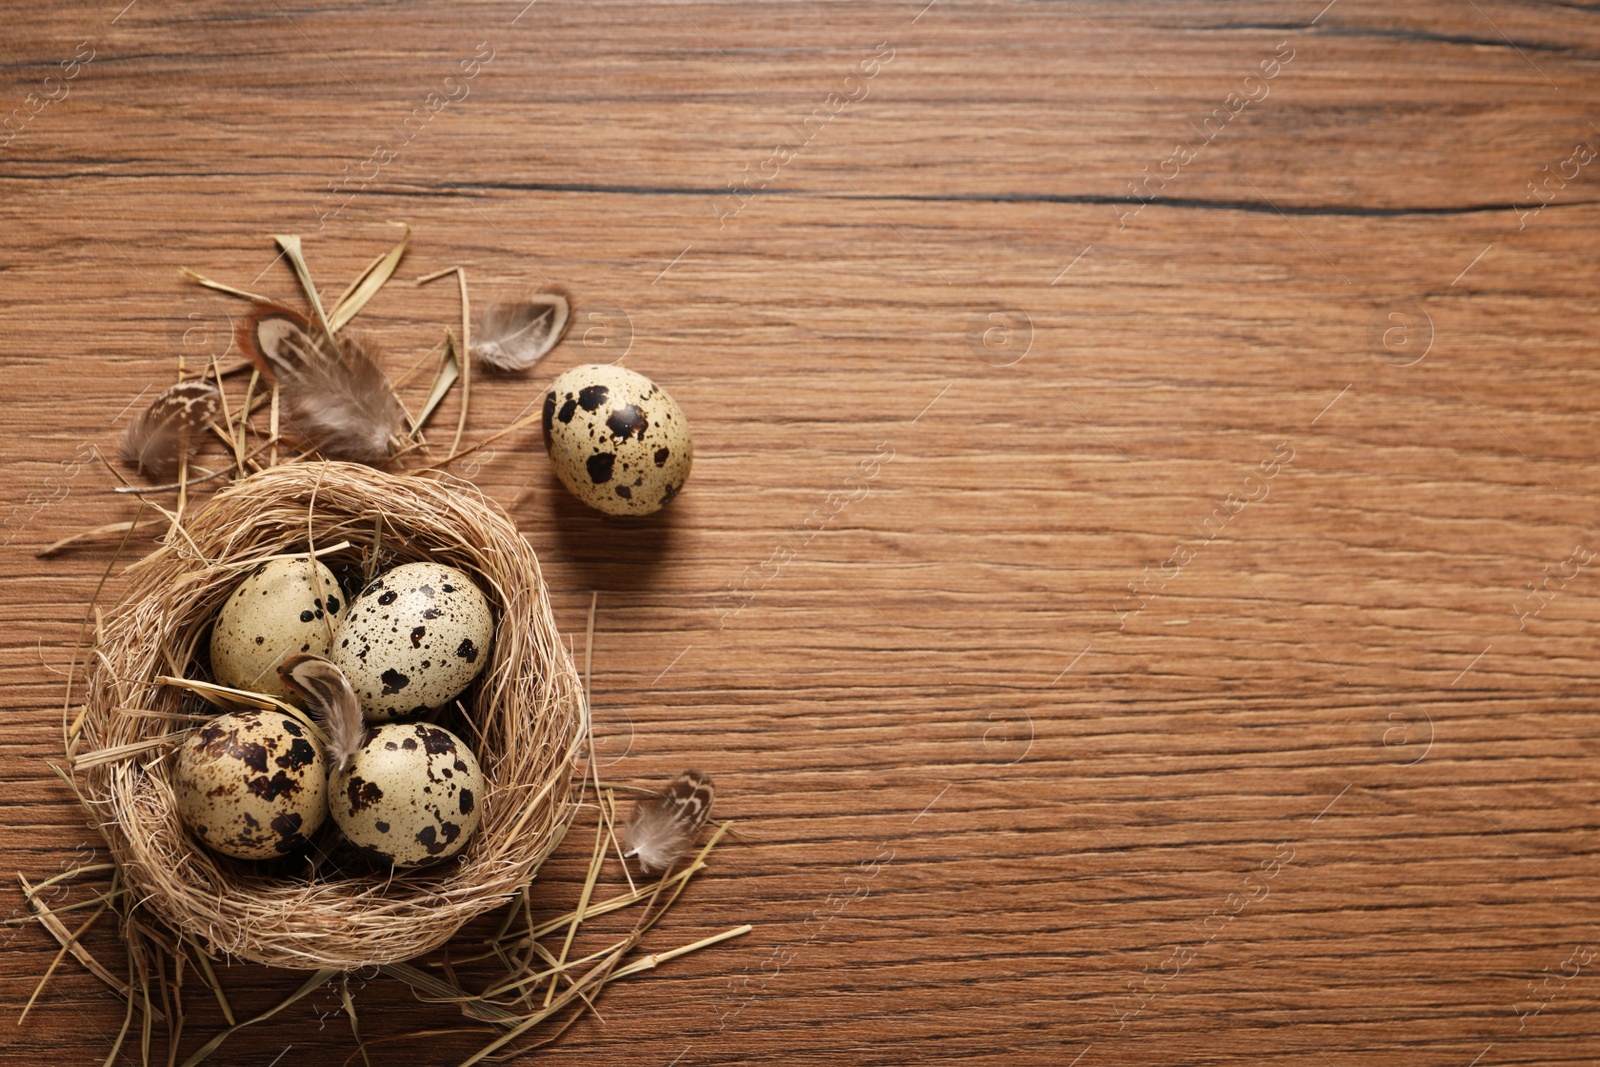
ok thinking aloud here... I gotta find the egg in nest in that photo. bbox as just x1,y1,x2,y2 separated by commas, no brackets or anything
172,710,328,861
209,557,343,701
330,561,495,721
541,364,692,516
328,722,485,867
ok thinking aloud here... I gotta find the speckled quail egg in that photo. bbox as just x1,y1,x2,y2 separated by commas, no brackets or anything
172,710,328,861
329,561,494,721
328,722,484,866
541,364,693,516
210,557,343,701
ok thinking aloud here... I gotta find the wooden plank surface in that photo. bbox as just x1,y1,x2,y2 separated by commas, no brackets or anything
3,1,1599,1063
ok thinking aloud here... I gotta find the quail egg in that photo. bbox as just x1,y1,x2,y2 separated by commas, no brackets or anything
328,722,484,866
172,710,328,861
541,364,692,516
330,561,494,721
210,557,343,701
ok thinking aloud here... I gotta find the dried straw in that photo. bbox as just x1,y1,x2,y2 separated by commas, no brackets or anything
74,461,585,970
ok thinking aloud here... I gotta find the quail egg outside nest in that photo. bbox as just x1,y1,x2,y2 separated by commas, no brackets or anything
541,363,693,516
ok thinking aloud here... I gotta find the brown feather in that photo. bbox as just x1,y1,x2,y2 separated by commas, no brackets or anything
236,302,308,380
245,306,405,464
471,291,570,372
620,769,714,874
277,654,367,772
118,380,221,478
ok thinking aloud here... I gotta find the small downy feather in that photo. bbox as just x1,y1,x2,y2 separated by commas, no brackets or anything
119,380,221,478
244,306,405,464
620,769,715,874
470,291,570,372
277,653,367,772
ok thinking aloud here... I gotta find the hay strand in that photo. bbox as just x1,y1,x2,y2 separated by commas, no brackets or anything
544,813,606,1008
413,338,461,434
272,235,335,343
18,872,155,1019
178,968,337,1067
329,223,410,333
37,517,166,558
19,881,115,1023
178,268,272,306
416,266,472,457
183,933,234,1026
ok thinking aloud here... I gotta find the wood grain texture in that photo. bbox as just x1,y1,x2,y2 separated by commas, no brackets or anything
3,1,1599,1064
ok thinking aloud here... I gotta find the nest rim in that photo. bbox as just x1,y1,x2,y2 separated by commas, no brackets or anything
75,461,586,971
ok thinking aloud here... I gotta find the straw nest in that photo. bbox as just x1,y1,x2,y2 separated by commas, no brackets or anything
75,462,586,970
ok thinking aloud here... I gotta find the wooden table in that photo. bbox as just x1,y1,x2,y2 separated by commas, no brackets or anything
3,1,1598,1063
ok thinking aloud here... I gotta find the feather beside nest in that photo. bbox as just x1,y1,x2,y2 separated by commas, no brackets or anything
119,380,222,479
471,291,570,372
243,306,406,465
620,769,715,874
